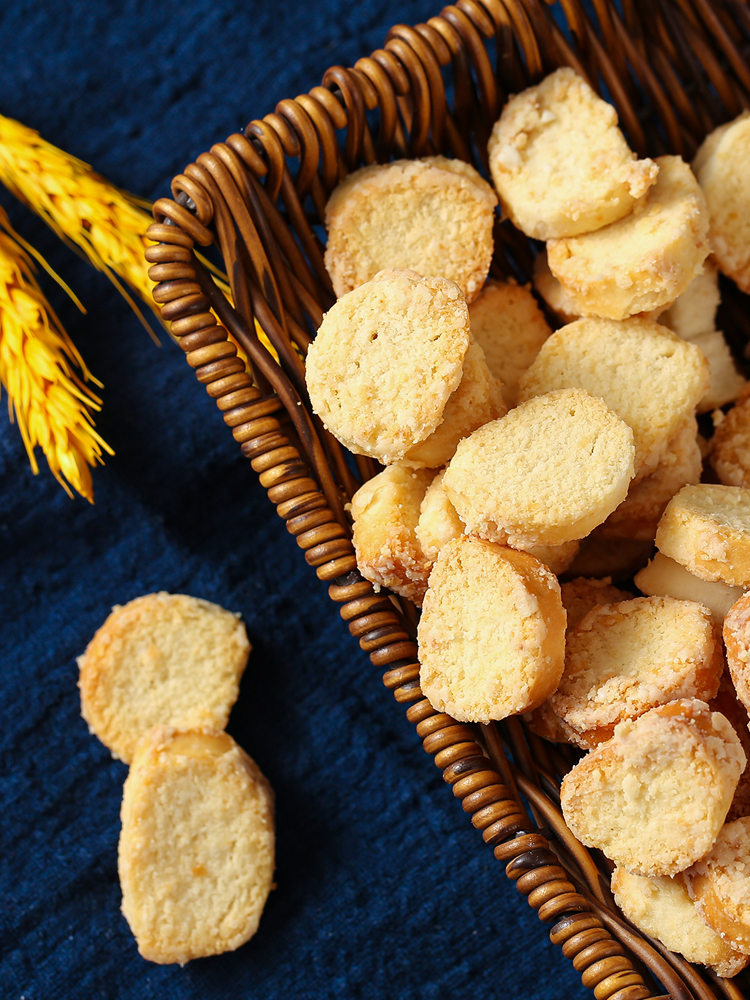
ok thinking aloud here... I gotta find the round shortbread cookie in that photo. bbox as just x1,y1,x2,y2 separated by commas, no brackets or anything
350,463,434,606
402,340,506,468
467,279,551,407
533,248,581,325
517,316,710,479
560,699,745,877
693,112,750,294
119,727,274,965
711,388,750,488
550,596,723,739
487,67,657,240
418,536,566,723
78,592,250,764
305,269,471,464
323,156,496,302
635,552,744,625
655,484,750,587
561,576,634,631
659,259,720,341
599,417,702,540
547,156,709,320
524,701,581,746
611,867,748,978
690,329,746,414
443,387,635,547
723,592,750,714
710,673,750,825
685,817,750,955
415,468,464,564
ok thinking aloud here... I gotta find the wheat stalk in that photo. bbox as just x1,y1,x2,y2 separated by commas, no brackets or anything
0,209,112,502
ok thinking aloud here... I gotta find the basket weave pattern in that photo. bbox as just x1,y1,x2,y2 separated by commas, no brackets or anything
146,3,750,997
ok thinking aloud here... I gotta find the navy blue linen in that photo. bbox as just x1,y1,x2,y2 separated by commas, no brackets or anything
0,2,588,997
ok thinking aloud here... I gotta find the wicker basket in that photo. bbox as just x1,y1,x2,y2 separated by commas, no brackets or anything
145,2,750,997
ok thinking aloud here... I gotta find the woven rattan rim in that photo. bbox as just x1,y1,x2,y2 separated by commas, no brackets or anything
146,2,750,996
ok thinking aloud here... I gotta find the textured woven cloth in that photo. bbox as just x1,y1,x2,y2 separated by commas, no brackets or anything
0,2,588,997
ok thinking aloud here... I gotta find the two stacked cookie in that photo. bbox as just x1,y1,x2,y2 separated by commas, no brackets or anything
78,593,274,965
306,64,750,979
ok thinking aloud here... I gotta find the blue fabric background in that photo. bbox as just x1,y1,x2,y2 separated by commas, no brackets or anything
0,2,589,997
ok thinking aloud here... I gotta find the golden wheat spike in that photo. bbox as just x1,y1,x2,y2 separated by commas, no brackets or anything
0,209,113,502
0,114,161,339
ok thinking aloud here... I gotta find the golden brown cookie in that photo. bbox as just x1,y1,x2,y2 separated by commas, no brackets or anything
305,268,471,464
550,596,723,740
693,112,750,294
488,67,657,240
323,156,496,302
685,816,750,955
611,867,748,978
350,463,435,606
560,699,745,876
547,156,709,320
467,279,552,407
655,484,750,587
517,316,710,479
418,536,566,722
78,593,250,764
119,727,275,965
443,387,635,547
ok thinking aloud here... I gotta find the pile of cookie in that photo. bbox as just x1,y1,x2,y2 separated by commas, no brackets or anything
78,592,274,965
307,66,750,977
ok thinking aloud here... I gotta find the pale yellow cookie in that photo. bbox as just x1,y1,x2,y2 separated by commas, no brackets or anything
414,468,464,565
689,329,746,413
611,867,748,978
693,112,750,294
305,269,470,464
599,417,702,540
443,387,635,547
560,699,745,876
659,259,721,341
517,316,710,479
519,540,581,575
524,700,581,746
711,388,750,488
550,596,723,740
547,156,709,320
710,673,750,824
488,67,657,240
560,577,634,630
655,484,750,587
467,279,552,407
119,726,275,965
350,463,434,606
78,593,250,764
323,156,496,302
403,340,506,468
533,249,581,325
685,816,750,954
723,592,750,714
635,552,745,625
418,536,566,722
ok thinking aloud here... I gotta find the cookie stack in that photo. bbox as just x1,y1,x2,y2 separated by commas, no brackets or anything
306,64,750,978
78,592,274,965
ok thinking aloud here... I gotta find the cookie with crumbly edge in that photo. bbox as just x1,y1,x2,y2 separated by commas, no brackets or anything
560,577,634,631
711,387,750,488
655,484,750,587
635,552,744,625
612,867,748,978
305,268,471,464
685,817,750,955
467,279,552,408
78,592,250,764
402,340,506,468
418,536,566,723
723,593,750,714
324,156,496,302
560,699,745,877
350,463,435,606
443,387,635,547
693,112,750,294
488,67,657,240
119,726,275,965
547,156,709,320
550,596,723,740
517,317,710,480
